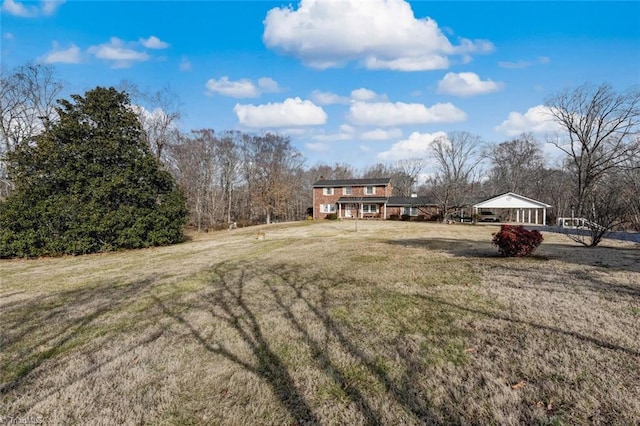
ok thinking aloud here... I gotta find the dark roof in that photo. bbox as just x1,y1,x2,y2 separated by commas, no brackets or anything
336,196,388,203
334,196,437,205
387,196,437,206
313,178,391,187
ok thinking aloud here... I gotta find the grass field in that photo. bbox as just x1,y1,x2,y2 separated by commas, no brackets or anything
1,221,639,425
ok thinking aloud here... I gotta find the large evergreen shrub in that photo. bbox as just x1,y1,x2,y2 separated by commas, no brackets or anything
0,87,187,257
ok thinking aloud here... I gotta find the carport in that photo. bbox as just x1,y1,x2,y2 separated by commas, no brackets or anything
473,192,552,225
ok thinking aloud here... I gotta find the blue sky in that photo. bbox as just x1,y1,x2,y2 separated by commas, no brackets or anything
2,0,639,169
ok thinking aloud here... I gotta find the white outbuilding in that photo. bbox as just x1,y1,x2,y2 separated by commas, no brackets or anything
473,192,552,225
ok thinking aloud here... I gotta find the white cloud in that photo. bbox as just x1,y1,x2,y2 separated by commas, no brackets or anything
340,124,355,134
205,76,280,98
257,77,279,92
437,72,503,97
305,142,331,152
313,132,352,142
360,128,403,140
498,56,551,69
88,37,150,68
140,35,169,49
2,0,36,16
206,77,259,98
3,32,14,40
364,55,449,71
130,105,177,129
263,0,493,71
350,88,387,102
234,97,327,128
1,0,64,17
310,90,349,105
41,41,81,64
378,131,447,160
41,0,64,15
495,105,563,136
349,101,466,126
180,56,192,71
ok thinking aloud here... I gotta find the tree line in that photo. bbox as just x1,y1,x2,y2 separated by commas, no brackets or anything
1,63,639,253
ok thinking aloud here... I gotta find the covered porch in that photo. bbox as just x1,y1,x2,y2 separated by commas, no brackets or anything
337,197,388,219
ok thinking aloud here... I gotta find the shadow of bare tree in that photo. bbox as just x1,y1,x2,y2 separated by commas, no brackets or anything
149,261,469,424
1,277,163,396
153,267,320,424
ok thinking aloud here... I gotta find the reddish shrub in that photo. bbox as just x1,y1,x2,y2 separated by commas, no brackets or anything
492,225,543,257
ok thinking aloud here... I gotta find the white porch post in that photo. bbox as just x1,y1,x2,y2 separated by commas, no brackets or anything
535,209,539,224
528,209,531,224
338,203,342,219
543,208,546,225
516,210,520,223
383,203,387,219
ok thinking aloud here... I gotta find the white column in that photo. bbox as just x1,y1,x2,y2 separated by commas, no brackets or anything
516,210,520,222
528,209,531,224
535,209,539,224
543,208,546,225
338,203,342,219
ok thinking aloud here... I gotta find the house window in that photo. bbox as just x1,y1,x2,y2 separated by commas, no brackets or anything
403,207,418,216
320,204,337,213
323,187,334,195
365,186,375,195
362,204,378,213
343,186,352,195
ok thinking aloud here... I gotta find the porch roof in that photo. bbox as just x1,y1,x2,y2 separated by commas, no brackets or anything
336,196,388,204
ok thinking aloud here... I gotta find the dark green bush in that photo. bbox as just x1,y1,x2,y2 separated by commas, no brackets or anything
0,87,187,258
326,213,338,220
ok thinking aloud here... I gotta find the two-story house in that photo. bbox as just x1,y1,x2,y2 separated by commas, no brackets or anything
312,178,438,220
312,178,392,220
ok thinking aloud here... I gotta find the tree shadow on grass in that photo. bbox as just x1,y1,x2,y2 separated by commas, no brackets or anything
387,237,640,271
153,262,450,424
153,267,321,424
413,293,640,358
268,266,443,423
0,276,165,397
388,238,640,297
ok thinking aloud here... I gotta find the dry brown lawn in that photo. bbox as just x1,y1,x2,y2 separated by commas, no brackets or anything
1,221,639,425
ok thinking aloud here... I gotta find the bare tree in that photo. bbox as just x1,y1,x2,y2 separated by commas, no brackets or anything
621,150,640,231
546,83,640,230
169,129,217,232
428,131,483,221
307,162,355,182
240,133,304,224
0,63,63,198
391,158,426,196
485,133,545,195
216,131,242,225
120,81,182,163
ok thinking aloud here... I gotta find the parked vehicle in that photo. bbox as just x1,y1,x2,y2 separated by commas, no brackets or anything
478,210,500,222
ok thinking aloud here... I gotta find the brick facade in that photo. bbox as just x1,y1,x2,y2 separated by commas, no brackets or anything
312,179,392,220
